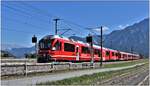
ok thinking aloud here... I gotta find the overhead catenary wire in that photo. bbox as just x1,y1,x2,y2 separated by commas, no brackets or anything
19,2,94,36
20,2,82,35
20,2,58,18
4,17,51,31
3,4,50,24
3,4,61,35
1,27,43,35
61,21,87,36
2,3,55,32
3,2,100,37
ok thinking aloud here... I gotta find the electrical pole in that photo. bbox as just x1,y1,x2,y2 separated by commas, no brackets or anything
90,40,94,67
86,34,94,67
53,18,60,35
100,26,103,67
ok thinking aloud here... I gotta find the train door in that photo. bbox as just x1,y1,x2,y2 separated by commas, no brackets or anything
94,49,100,61
76,46,79,61
109,51,112,60
80,46,90,61
102,49,106,61
111,52,115,60
105,50,110,61
118,53,121,60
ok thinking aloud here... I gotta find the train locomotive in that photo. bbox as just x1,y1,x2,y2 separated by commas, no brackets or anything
37,35,140,63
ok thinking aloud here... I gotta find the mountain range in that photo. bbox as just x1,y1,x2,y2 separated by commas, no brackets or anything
104,18,149,57
1,18,149,58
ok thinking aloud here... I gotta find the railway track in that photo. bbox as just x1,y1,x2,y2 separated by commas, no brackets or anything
95,63,149,85
137,75,149,86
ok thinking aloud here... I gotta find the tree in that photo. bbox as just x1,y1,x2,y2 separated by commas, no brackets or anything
24,53,36,59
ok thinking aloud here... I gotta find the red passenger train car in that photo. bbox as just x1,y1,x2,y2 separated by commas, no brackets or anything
37,35,140,63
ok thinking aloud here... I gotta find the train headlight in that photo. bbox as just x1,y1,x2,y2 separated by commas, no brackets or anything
52,47,56,51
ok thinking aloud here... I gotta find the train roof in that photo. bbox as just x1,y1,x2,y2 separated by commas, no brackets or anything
42,35,122,50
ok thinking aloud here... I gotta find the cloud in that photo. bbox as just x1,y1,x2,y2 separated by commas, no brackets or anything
93,26,109,32
117,24,129,30
102,26,109,32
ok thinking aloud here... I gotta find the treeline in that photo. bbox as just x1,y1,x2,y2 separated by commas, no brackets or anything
1,50,15,58
24,53,37,58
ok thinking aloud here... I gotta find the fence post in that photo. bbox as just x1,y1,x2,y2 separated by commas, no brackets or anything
24,59,27,76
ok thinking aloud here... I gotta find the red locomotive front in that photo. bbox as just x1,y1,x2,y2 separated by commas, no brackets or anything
38,35,56,62
37,35,79,62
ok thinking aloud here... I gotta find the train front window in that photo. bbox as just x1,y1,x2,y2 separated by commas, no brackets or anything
39,39,54,49
52,41,61,51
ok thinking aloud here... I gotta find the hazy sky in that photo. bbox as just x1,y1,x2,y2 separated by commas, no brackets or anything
1,1,149,47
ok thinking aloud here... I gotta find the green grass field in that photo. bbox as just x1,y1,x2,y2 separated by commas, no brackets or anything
37,59,149,85
103,59,148,68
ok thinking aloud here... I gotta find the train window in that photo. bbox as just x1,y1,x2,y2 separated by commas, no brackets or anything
39,42,44,49
64,43,75,52
115,53,118,56
94,49,101,57
118,53,121,57
98,50,101,57
53,41,61,51
106,51,110,56
39,39,54,49
112,52,114,56
94,49,98,54
82,46,90,54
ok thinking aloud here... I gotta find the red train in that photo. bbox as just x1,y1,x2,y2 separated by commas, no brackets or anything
37,35,140,63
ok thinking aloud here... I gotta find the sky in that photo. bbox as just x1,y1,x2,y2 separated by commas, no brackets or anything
1,1,149,47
